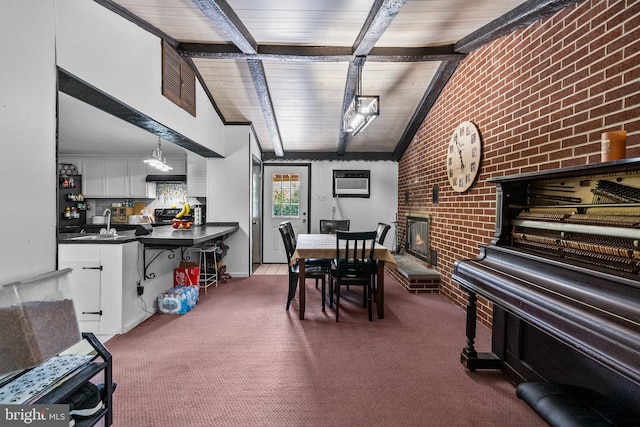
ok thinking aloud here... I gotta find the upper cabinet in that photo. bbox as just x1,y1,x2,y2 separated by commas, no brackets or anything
128,160,148,197
82,159,107,196
60,156,187,198
105,160,128,196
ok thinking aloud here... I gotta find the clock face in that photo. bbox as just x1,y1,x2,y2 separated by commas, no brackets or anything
446,121,481,192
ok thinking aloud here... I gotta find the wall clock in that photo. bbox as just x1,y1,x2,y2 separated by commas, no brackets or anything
446,121,482,192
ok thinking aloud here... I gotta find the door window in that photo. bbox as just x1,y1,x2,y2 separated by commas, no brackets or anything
272,173,300,218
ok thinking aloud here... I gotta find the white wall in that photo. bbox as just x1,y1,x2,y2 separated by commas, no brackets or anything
207,126,253,277
263,160,399,248
309,161,398,246
54,0,225,156
0,1,57,282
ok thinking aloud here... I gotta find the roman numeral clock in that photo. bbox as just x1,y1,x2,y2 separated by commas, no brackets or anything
446,121,482,193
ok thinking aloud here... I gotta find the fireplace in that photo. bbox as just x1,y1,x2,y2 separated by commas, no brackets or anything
405,214,431,264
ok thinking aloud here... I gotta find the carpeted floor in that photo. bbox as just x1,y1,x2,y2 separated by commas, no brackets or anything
105,272,544,426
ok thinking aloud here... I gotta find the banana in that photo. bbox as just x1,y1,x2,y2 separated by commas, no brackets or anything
185,202,191,215
175,204,187,219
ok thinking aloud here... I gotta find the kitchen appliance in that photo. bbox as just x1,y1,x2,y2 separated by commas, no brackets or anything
153,208,194,224
154,206,205,225
127,215,143,224
91,215,107,225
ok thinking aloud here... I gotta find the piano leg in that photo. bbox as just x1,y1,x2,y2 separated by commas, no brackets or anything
460,290,501,371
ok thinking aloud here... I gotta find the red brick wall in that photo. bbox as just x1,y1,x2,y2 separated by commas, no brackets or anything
397,0,640,326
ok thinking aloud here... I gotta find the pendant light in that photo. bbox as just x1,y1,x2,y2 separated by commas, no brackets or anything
144,137,173,171
343,57,380,136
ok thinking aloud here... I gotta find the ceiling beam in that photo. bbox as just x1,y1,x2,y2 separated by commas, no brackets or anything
190,0,257,54
58,67,222,158
178,43,464,63
262,151,395,162
392,60,461,161
352,0,407,56
455,0,583,53
337,0,408,155
246,59,284,157
192,0,283,156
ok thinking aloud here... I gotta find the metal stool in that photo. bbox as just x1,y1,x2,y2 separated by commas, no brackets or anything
188,244,218,293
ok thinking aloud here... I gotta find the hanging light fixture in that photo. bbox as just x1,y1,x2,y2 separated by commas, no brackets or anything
144,137,173,171
343,57,379,136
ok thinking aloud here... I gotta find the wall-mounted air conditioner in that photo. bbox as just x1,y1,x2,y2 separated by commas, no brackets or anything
333,169,370,198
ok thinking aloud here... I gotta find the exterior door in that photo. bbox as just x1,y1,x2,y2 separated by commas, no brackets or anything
263,164,310,263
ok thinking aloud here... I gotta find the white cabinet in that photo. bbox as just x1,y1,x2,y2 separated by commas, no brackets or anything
61,155,186,197
59,242,140,335
129,160,148,197
105,160,128,196
83,160,107,196
58,244,103,333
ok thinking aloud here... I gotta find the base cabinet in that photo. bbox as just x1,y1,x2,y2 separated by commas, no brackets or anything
59,242,140,335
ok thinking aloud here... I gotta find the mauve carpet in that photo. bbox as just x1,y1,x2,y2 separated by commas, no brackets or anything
104,273,544,427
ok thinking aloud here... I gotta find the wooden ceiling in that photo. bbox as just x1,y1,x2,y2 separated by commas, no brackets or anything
94,0,581,161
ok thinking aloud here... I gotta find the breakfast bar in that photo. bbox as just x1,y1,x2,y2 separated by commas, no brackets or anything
58,222,239,336
137,222,239,247
138,223,239,280
58,222,239,282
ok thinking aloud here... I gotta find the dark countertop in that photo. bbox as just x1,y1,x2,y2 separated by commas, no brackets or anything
58,223,239,246
138,223,239,247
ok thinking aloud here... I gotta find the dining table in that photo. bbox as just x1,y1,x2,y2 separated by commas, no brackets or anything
291,233,397,320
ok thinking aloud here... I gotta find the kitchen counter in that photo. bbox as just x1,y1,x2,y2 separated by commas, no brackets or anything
58,223,239,246
138,222,239,247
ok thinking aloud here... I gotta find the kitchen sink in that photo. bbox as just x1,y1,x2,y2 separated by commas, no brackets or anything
70,234,120,241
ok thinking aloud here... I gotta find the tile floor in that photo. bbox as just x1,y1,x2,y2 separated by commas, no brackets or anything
253,264,289,275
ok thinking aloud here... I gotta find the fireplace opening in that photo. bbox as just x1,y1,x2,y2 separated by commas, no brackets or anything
406,215,431,264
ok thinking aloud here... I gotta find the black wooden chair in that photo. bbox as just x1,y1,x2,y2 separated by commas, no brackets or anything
281,220,328,289
375,222,391,245
319,219,350,234
371,223,391,299
329,231,377,322
278,224,329,311
279,221,297,248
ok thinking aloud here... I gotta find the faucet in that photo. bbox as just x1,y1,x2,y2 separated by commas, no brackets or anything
103,208,113,234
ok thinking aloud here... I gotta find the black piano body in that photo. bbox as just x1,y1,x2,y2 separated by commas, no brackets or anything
452,158,640,414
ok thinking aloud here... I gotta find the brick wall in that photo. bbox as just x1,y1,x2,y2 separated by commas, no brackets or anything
397,0,640,326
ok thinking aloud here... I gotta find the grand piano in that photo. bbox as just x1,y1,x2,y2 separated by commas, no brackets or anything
452,158,640,414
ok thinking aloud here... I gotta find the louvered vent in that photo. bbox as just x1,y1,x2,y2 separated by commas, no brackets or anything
162,41,196,116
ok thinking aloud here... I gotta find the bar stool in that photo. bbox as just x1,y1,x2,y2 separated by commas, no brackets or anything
188,244,218,293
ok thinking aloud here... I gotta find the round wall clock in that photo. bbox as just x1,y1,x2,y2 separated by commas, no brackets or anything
446,121,482,193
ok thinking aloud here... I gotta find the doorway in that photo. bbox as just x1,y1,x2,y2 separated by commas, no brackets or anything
252,156,262,273
262,164,311,263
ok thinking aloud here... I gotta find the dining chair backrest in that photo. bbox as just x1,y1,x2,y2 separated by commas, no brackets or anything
375,222,391,245
278,224,295,268
335,230,377,271
319,219,350,234
332,230,378,322
280,221,296,248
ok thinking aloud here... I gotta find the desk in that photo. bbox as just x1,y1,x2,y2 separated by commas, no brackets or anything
291,234,397,320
